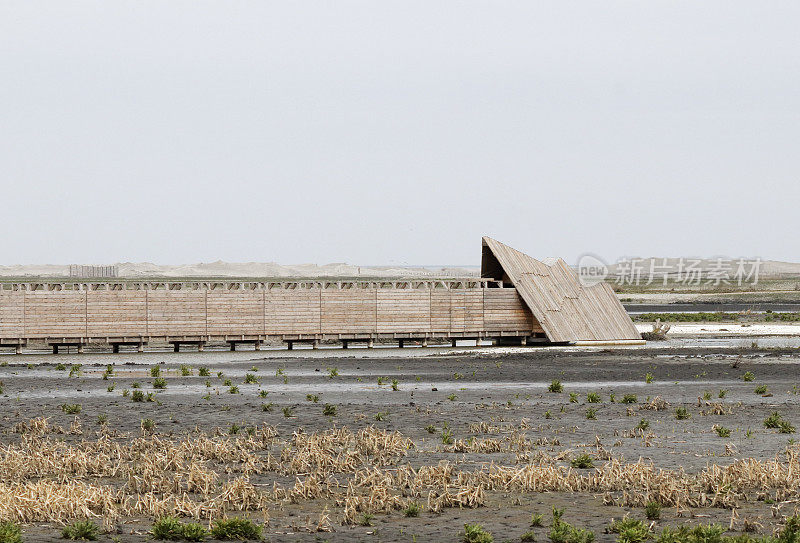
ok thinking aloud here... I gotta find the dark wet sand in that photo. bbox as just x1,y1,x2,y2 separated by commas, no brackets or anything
2,347,800,542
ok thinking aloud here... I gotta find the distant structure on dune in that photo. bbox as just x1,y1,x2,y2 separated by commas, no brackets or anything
68,265,118,279
0,238,641,354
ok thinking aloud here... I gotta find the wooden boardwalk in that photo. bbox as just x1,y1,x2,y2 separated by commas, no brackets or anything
0,238,643,353
0,279,540,353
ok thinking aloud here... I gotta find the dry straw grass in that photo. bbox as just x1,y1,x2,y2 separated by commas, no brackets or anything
3,417,800,525
443,432,531,454
641,396,670,411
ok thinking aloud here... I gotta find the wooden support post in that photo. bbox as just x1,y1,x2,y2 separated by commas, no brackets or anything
287,341,294,350
174,343,180,353
15,345,22,355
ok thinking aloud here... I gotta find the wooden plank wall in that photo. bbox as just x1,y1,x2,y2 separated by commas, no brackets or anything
377,291,429,333
0,291,24,338
0,287,536,339
148,291,206,336
88,290,147,336
266,290,320,335
24,291,85,337
322,290,376,334
484,289,535,332
207,290,264,336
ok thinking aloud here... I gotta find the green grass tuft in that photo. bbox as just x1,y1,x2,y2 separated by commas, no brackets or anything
548,507,594,543
150,516,208,541
403,501,422,517
714,425,732,438
765,411,796,433
463,523,493,543
441,428,454,445
644,501,661,520
609,517,650,543
570,453,594,469
60,404,82,415
151,516,184,540
180,523,208,542
61,520,100,541
0,522,22,543
209,518,261,541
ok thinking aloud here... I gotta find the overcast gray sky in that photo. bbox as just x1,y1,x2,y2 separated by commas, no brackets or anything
2,2,798,267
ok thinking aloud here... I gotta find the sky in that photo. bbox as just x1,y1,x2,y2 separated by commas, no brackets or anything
1,2,799,267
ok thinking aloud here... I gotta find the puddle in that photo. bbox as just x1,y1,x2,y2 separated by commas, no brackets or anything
13,377,769,402
0,342,497,365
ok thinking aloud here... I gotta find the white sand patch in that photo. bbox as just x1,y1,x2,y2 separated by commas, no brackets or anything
635,322,800,337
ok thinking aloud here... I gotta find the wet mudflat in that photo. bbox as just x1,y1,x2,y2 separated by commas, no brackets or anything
1,346,800,542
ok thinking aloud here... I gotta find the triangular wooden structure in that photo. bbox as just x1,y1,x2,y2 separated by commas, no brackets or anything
481,237,641,344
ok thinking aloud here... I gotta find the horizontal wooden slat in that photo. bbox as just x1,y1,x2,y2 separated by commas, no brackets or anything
0,284,538,340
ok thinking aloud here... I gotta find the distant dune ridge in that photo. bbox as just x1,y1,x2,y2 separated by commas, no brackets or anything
1,257,799,279
0,261,480,279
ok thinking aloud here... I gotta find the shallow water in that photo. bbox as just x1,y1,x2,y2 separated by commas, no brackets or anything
625,303,800,313
14,373,797,403
0,341,495,365
663,337,800,349
2,336,798,371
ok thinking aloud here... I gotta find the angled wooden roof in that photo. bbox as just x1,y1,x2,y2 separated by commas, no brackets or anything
481,237,640,343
